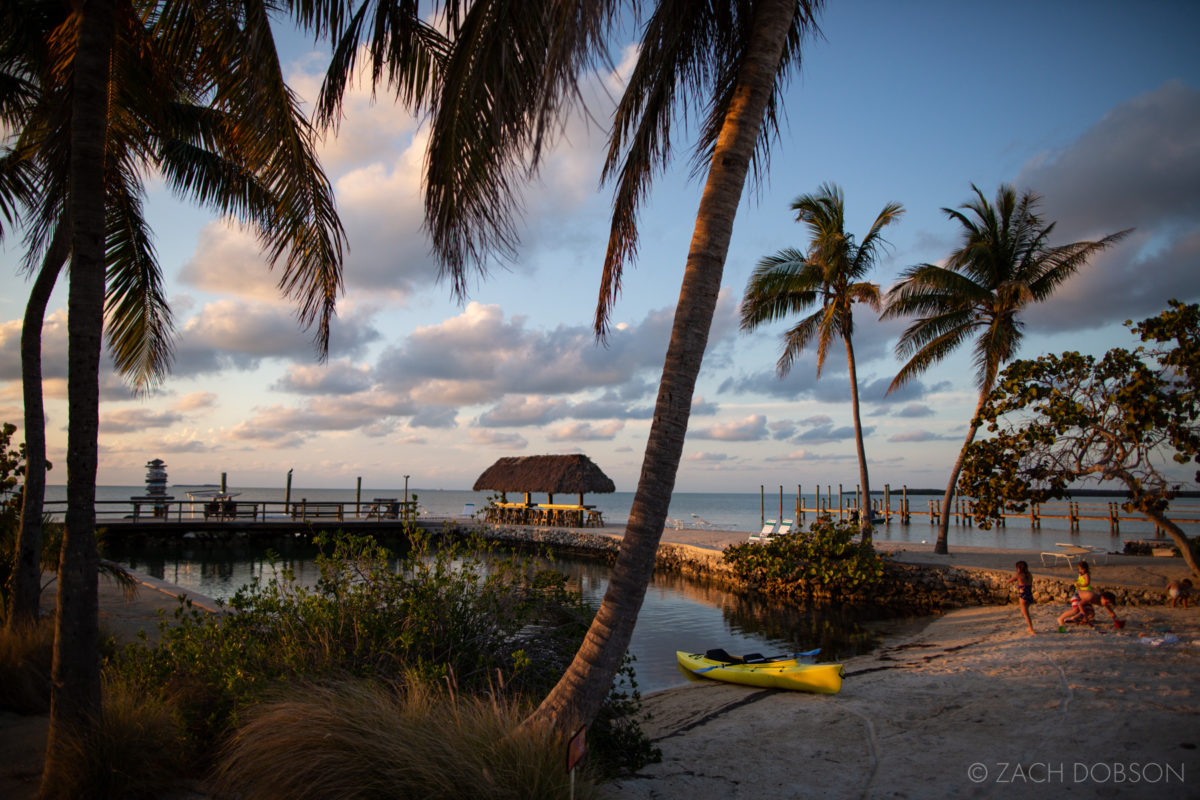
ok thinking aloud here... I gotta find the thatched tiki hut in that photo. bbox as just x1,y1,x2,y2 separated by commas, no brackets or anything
473,454,616,505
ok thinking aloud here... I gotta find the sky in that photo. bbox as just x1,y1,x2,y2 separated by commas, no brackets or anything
2,0,1199,494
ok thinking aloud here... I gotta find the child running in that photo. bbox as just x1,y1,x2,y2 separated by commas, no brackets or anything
1008,560,1036,634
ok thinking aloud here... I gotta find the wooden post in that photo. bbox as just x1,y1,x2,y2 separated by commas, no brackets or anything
902,485,909,524
884,484,890,525
760,485,764,526
796,485,802,522
838,484,844,519
779,485,784,521
930,499,938,525
356,476,362,518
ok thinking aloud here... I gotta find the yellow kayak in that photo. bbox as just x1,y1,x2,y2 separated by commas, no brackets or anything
676,650,844,694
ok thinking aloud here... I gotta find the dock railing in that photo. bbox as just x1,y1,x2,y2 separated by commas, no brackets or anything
42,498,421,524
778,483,1200,538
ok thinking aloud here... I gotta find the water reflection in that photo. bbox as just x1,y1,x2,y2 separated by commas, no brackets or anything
105,540,891,695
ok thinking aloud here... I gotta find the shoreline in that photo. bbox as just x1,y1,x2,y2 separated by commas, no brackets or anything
4,528,1196,800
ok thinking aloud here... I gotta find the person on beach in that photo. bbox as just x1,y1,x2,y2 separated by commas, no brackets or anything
1058,594,1095,627
1058,590,1122,628
1075,561,1093,594
1008,560,1036,634
1166,578,1192,608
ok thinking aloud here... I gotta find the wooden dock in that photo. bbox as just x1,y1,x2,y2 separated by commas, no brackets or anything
769,484,1200,537
46,498,458,542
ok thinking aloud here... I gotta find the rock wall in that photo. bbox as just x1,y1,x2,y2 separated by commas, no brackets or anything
472,524,1166,610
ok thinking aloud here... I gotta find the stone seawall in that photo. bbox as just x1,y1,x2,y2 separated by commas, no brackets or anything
474,524,1166,609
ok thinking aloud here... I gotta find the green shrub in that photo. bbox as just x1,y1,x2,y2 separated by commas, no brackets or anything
108,531,652,776
723,515,885,600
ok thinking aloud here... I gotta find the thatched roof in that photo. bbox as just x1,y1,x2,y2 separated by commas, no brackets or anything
472,454,616,494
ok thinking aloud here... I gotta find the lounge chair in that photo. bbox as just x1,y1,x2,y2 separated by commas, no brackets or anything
749,519,777,542
776,519,794,536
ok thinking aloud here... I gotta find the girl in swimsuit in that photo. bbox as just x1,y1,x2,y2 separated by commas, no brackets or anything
1008,560,1036,634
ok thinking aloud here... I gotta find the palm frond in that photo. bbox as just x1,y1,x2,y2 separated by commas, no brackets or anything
599,1,823,337
428,0,617,303
777,307,824,376
103,162,175,391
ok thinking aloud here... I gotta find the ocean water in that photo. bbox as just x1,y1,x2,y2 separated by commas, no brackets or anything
54,484,1194,553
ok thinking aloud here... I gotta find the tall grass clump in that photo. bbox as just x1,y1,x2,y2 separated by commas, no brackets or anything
216,679,601,800
38,677,188,800
0,616,54,713
724,515,885,601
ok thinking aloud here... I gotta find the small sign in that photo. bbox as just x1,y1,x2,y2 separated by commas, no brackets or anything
566,724,587,772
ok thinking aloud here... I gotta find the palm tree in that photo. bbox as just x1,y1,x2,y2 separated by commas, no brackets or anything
1,3,348,787
3,1,347,632
739,183,902,540
301,0,823,735
882,184,1129,555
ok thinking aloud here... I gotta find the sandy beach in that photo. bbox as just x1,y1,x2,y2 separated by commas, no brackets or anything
3,526,1197,799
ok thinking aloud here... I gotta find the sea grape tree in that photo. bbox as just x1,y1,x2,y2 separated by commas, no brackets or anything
959,300,1200,577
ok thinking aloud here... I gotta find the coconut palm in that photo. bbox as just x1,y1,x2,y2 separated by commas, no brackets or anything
3,1,348,631
299,0,823,734
1,2,348,786
882,184,1129,555
740,184,902,540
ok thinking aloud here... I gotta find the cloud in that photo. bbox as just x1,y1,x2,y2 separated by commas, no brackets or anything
172,392,219,413
686,451,735,463
227,390,416,444
100,407,184,434
410,406,458,429
172,300,380,376
376,300,710,409
887,429,958,443
177,222,283,302
468,429,527,450
892,403,935,418
1014,82,1200,329
794,424,872,444
477,396,573,427
273,361,373,395
763,449,855,463
691,414,768,441
546,421,625,441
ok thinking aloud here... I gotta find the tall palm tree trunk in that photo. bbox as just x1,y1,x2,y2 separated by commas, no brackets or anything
934,385,990,554
41,1,113,792
845,334,871,541
525,0,797,736
8,228,68,631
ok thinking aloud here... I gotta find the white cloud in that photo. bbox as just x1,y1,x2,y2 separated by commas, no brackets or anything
468,429,527,450
692,414,768,442
546,420,625,441
172,392,219,413
273,361,373,396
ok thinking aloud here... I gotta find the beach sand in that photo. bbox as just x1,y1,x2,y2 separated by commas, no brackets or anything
3,528,1197,799
614,604,1199,799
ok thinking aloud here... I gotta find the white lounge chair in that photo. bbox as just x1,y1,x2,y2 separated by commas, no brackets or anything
749,519,777,542
776,519,794,536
